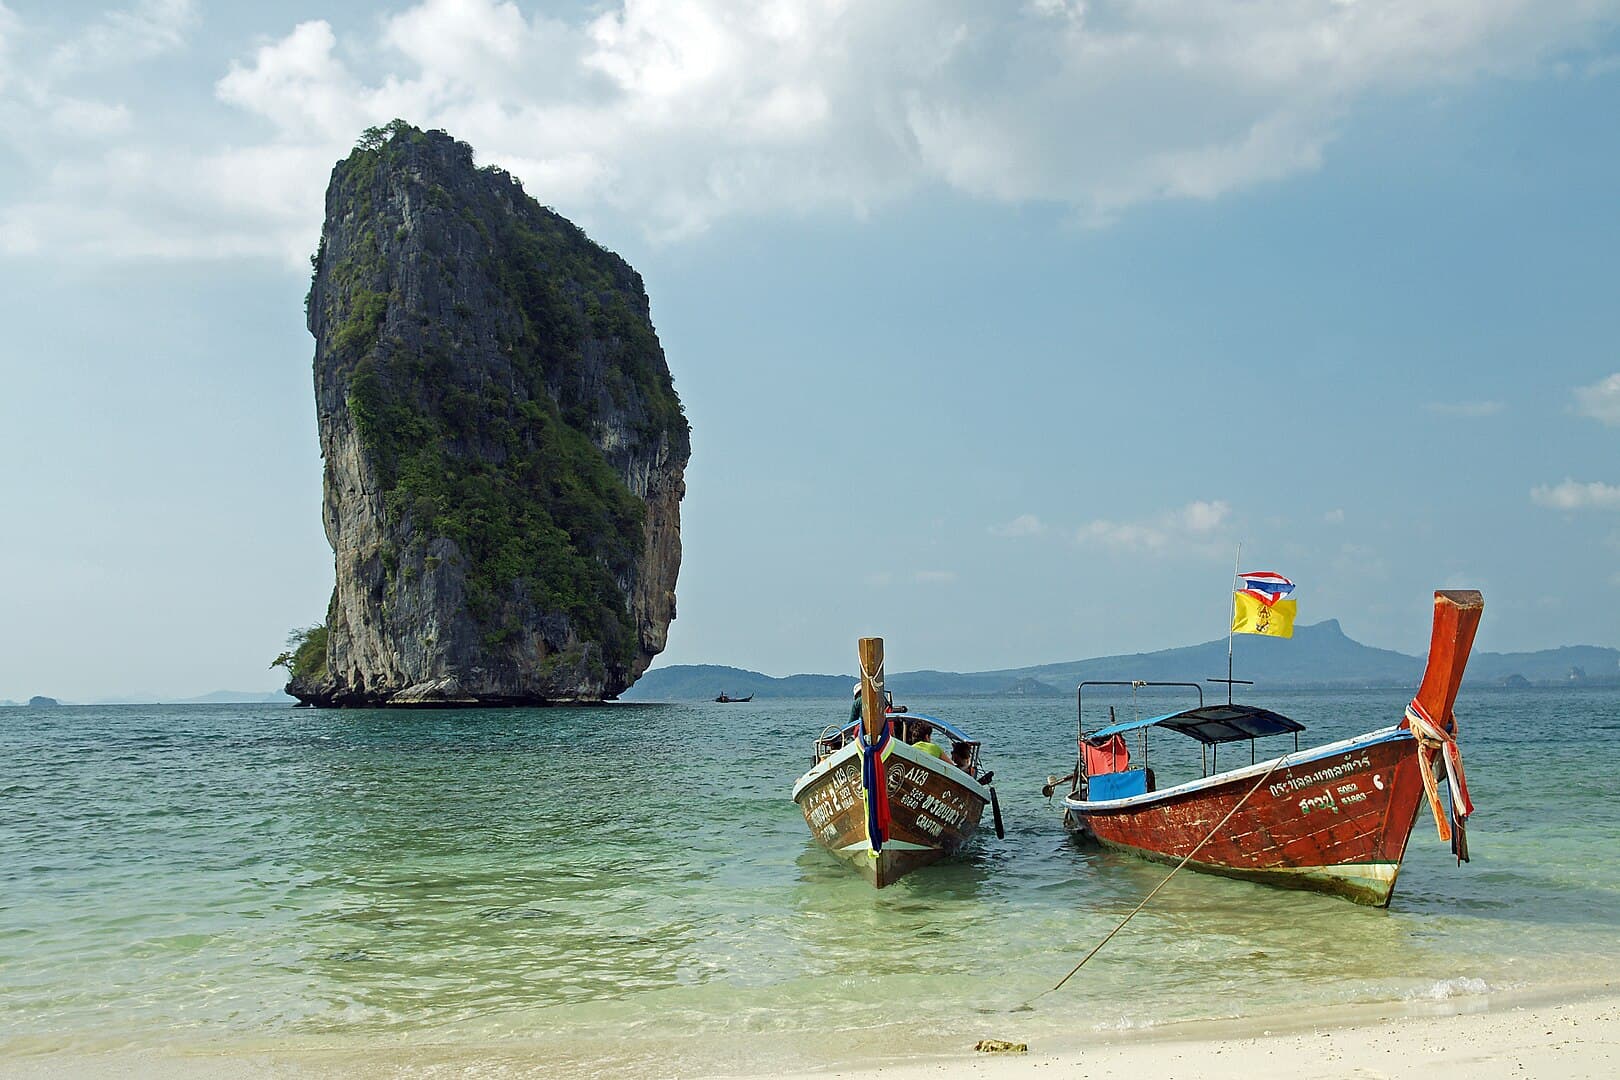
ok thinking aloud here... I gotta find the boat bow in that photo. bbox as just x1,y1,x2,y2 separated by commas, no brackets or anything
1401,589,1484,861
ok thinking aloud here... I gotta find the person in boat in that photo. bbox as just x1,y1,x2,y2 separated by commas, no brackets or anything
907,719,946,759
950,741,976,777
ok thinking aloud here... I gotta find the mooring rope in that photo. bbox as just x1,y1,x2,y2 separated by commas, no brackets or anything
1037,750,1293,999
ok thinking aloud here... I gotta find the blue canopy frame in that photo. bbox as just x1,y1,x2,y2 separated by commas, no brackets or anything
1087,703,1305,746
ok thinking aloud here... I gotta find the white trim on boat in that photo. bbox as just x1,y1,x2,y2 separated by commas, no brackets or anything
792,740,858,801
1062,724,1413,812
837,838,933,853
1260,861,1400,886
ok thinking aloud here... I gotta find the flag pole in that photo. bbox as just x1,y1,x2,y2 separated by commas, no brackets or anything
1227,542,1241,704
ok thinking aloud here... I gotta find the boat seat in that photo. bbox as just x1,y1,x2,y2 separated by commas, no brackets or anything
1087,768,1149,801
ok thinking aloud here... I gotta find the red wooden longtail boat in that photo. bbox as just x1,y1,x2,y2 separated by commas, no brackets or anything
793,637,1002,887
1056,590,1482,906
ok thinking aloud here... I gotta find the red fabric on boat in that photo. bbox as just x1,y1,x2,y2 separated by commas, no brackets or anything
1084,735,1130,776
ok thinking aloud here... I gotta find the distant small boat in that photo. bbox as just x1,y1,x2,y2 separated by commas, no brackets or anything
714,692,753,703
793,637,1002,887
1052,590,1482,907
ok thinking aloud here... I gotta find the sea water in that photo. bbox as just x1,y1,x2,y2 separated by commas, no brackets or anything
2,687,1617,1075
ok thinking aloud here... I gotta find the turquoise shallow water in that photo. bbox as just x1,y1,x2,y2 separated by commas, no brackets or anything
2,687,1618,1075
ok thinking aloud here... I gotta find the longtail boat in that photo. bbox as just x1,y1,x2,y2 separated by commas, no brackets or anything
1052,590,1482,906
792,637,1003,887
715,692,753,703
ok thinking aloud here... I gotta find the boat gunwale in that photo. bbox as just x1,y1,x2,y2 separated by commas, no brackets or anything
1062,724,1413,813
791,734,986,803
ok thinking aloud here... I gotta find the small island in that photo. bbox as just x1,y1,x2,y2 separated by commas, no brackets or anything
282,121,688,708
28,696,60,707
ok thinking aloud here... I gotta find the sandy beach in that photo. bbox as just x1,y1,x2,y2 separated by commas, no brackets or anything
1,984,1611,1079
769,984,1619,1080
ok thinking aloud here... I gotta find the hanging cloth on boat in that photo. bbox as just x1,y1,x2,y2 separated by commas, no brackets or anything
858,722,894,855
1083,734,1130,777
1405,698,1474,862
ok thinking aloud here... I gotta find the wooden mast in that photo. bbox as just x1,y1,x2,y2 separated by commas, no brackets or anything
858,637,885,743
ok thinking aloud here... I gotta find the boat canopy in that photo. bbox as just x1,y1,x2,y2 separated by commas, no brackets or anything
1086,703,1305,746
841,712,976,743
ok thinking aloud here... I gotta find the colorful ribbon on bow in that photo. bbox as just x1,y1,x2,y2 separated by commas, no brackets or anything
1405,698,1474,863
858,721,893,856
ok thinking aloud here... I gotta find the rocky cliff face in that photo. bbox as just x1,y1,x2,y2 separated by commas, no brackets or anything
289,121,688,706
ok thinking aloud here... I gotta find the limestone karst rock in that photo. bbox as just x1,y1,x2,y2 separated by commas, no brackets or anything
288,121,688,706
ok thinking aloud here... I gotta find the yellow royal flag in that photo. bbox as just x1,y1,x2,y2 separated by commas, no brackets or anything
1232,592,1298,638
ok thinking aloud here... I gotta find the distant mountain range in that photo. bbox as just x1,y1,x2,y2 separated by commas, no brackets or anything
623,620,1619,701
8,622,1611,707
169,690,298,705
1,690,297,706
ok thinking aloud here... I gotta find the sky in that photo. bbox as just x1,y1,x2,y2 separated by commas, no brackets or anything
2,1,1619,701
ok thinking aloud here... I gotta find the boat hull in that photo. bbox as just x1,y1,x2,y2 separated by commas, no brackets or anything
793,740,987,888
1063,728,1426,906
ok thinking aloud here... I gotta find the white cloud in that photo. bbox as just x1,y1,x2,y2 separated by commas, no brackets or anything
48,96,132,136
49,0,196,72
1426,400,1504,417
0,0,142,133
2,139,342,261
1075,499,1229,554
1324,508,1345,524
0,1,209,253
1179,500,1230,533
215,22,364,140
383,0,533,82
989,513,1043,537
1574,373,1620,426
1531,479,1620,510
3,0,1618,261
1075,519,1174,551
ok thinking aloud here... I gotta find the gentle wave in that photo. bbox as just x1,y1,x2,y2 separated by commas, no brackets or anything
1407,977,1491,1001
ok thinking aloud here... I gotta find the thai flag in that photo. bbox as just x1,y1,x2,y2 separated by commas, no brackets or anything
1238,571,1295,606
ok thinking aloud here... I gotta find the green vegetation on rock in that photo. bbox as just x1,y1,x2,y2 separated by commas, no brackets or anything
271,624,329,683
334,289,388,357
